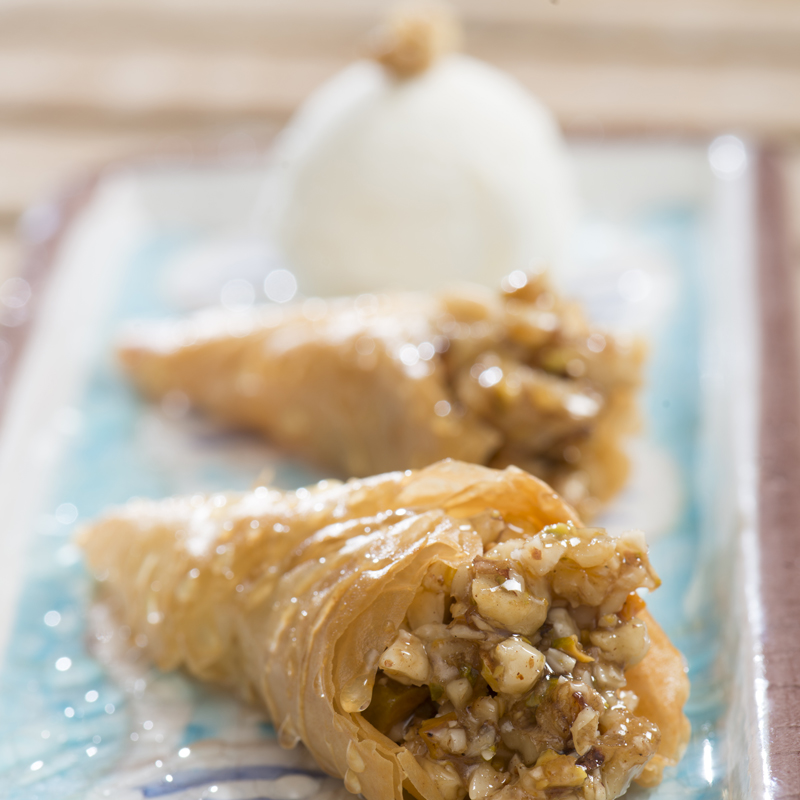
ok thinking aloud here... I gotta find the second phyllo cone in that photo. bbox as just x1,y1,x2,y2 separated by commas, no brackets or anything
119,274,643,519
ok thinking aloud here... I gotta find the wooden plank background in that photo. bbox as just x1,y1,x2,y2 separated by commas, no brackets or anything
1,0,799,285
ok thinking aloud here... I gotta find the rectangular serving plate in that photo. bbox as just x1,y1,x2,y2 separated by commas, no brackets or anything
0,139,784,799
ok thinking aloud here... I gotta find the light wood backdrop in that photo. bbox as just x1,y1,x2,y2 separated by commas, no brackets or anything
1,0,799,282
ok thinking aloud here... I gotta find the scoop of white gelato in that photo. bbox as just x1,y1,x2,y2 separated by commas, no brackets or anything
263,54,579,295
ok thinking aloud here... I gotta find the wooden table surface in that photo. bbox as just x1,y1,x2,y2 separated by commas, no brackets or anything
1,0,799,293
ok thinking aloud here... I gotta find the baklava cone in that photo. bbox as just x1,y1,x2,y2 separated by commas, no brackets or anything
118,274,643,519
80,460,688,800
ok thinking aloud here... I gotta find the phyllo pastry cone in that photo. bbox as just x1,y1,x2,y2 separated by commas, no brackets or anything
118,274,643,519
80,460,688,800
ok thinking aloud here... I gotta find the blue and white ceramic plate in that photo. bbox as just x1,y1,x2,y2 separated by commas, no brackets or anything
0,139,761,799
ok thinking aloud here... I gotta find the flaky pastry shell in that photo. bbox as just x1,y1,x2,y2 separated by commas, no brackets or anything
118,275,643,519
81,460,687,800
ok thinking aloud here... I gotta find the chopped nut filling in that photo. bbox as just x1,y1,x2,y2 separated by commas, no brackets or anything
364,523,661,800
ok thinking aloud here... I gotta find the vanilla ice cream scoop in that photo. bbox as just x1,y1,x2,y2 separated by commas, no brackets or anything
263,8,579,295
